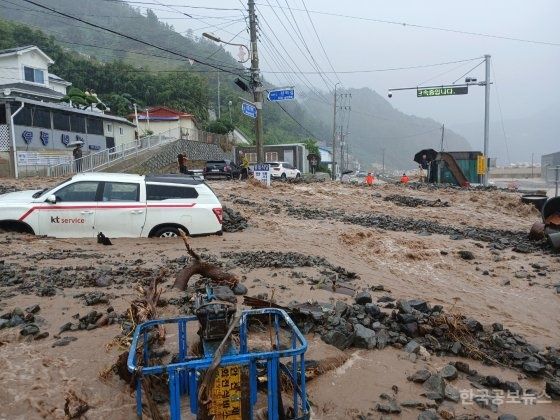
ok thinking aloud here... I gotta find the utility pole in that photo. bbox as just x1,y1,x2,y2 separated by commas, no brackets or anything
340,126,344,173
382,148,385,173
331,83,339,180
217,71,221,119
248,0,264,162
437,124,445,183
482,54,491,186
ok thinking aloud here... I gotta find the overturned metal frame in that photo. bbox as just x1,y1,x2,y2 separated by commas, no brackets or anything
127,308,309,420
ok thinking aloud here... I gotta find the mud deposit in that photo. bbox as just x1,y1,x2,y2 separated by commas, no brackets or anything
0,178,559,419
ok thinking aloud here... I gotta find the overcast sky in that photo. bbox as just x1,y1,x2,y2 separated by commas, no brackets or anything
143,0,559,162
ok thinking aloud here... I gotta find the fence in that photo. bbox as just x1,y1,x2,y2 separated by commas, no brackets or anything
38,127,180,178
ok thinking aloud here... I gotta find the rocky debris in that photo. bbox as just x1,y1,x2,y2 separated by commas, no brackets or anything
439,364,458,381
0,186,21,195
353,324,377,349
221,250,358,282
355,291,372,305
221,206,248,233
52,336,78,347
232,283,248,295
284,203,543,252
80,291,109,306
423,373,446,400
498,415,518,420
545,380,560,400
383,194,450,208
2,306,47,338
60,308,118,332
291,295,560,385
417,409,439,420
457,250,475,260
408,369,431,383
443,384,460,402
375,399,401,414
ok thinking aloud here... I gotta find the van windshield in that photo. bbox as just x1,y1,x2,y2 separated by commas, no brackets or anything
32,177,72,198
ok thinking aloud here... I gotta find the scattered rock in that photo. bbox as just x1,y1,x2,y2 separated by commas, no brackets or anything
545,380,560,400
52,336,78,347
439,364,458,381
375,400,401,414
522,361,546,375
20,324,40,336
458,250,475,260
34,331,49,340
408,369,431,383
417,409,439,420
232,283,248,295
498,415,518,420
355,291,372,305
423,374,446,399
444,384,460,402
404,340,420,354
353,324,377,349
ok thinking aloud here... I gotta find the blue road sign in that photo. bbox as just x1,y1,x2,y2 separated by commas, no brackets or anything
241,102,257,119
267,88,295,102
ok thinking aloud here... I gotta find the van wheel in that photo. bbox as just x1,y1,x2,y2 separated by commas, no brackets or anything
153,226,180,238
296,173,301,178
281,173,287,180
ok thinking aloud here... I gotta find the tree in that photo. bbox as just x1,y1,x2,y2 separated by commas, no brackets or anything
204,119,234,135
304,138,320,155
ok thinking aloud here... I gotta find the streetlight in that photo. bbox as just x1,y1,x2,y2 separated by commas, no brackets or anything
202,32,250,63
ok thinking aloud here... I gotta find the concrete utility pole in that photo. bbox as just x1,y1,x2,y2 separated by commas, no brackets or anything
217,71,221,120
482,54,491,186
382,148,385,173
331,83,339,180
248,0,264,162
340,126,344,173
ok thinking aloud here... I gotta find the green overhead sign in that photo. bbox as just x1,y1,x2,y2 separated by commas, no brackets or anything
417,86,468,98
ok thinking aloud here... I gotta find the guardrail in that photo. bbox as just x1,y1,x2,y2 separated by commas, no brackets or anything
44,128,180,178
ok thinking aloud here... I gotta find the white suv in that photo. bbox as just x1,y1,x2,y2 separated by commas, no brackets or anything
0,173,223,238
267,162,301,180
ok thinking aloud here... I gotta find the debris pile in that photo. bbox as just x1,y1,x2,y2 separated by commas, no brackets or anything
221,250,359,282
383,194,450,208
221,206,248,232
289,294,560,386
0,305,49,340
0,186,20,195
283,203,543,252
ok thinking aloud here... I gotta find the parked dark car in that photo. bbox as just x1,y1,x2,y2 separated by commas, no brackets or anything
203,160,241,180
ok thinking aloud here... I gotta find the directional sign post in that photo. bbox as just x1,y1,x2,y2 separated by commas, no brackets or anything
253,163,271,187
417,86,468,98
241,102,257,119
267,87,295,102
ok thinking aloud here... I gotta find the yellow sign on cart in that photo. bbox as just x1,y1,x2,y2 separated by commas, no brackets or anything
209,365,243,419
477,155,487,175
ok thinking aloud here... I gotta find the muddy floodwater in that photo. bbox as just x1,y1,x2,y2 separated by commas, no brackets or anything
1,178,559,419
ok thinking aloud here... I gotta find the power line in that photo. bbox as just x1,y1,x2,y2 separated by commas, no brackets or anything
277,0,336,89
275,102,322,141
300,0,341,85
452,60,485,84
98,0,242,11
491,65,511,164
263,0,333,92
255,3,560,47
19,0,249,79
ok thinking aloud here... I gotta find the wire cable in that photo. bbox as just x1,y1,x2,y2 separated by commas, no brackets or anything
255,2,560,47
491,65,511,164
19,0,249,79
452,60,485,84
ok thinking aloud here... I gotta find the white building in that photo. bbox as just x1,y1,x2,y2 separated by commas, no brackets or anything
0,46,136,178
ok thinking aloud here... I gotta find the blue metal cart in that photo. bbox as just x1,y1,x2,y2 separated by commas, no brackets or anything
127,308,310,419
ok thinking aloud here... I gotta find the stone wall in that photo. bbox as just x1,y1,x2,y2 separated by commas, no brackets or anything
130,139,232,174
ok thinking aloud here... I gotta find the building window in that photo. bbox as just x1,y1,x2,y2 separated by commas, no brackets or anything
23,66,45,84
146,184,199,200
265,152,278,162
246,153,257,163
0,104,6,125
102,182,140,202
32,108,51,129
70,115,86,133
107,123,112,133
53,111,71,131
13,106,32,126
87,118,103,135
119,127,123,135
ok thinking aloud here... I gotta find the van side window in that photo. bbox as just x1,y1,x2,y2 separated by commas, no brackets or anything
102,182,140,202
146,184,199,200
55,181,100,202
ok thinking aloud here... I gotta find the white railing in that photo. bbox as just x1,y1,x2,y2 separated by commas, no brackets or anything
45,127,180,178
